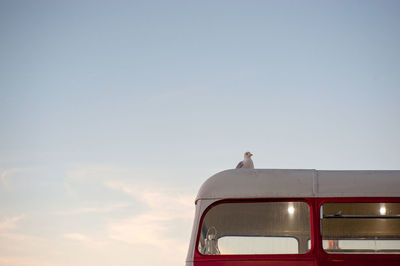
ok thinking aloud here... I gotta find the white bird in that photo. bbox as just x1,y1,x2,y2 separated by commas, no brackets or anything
236,151,254,169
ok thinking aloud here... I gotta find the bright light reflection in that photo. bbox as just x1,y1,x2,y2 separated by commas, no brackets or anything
380,206,387,215
288,206,295,214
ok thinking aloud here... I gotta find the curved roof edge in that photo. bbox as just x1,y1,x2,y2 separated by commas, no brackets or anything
196,169,400,201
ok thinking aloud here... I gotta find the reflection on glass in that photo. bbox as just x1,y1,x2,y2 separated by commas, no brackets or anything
288,206,295,214
321,202,400,254
380,206,387,215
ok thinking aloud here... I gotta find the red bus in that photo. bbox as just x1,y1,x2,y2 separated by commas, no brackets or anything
186,169,400,266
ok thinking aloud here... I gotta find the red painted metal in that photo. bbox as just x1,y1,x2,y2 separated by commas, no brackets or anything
193,197,400,266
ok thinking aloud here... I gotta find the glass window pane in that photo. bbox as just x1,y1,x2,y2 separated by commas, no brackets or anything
198,201,311,255
321,202,400,254
218,236,299,254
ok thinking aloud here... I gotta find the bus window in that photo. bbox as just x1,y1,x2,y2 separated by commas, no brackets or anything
198,201,311,255
218,236,299,254
321,202,400,253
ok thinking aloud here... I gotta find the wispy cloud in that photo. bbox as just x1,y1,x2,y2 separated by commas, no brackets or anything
105,181,193,217
0,215,24,232
0,216,54,265
63,233,106,248
66,164,138,183
105,181,194,255
54,202,132,215
0,168,24,188
0,256,53,266
65,164,196,264
0,215,47,247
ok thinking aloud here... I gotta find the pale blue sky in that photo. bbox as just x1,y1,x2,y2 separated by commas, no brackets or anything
1,1,400,265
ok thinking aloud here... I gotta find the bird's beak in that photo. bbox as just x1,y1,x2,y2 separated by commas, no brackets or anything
250,153,253,157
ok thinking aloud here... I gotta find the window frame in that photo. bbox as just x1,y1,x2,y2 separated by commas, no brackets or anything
317,197,400,258
195,198,315,260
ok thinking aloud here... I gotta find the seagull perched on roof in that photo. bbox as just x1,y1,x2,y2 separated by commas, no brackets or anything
236,151,254,169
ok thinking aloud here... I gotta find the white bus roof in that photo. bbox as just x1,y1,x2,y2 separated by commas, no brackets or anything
196,169,400,201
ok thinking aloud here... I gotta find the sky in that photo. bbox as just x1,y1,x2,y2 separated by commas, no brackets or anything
1,0,400,265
